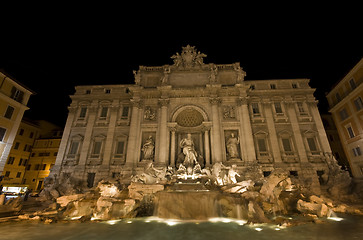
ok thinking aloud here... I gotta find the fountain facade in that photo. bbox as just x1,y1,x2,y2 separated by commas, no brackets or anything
48,45,338,196
32,45,361,225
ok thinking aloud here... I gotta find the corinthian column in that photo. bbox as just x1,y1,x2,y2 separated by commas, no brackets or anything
210,97,223,162
168,125,177,167
157,98,169,166
203,125,211,167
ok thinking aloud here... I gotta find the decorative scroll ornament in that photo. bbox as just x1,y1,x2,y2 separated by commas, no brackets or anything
171,45,207,68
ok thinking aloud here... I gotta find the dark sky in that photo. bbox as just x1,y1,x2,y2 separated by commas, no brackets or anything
1,5,362,127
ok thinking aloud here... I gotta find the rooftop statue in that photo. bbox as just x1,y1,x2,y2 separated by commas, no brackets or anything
171,45,207,68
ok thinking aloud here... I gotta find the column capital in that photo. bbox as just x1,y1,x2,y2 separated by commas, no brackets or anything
130,99,143,109
110,105,120,113
209,97,221,105
167,122,178,132
68,106,77,114
158,98,170,107
237,97,249,106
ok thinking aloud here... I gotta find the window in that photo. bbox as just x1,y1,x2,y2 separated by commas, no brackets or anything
251,103,260,115
26,165,31,170
16,172,21,178
79,107,87,119
349,79,356,90
115,141,125,157
14,142,20,150
282,138,292,152
4,106,14,119
292,83,298,89
274,102,283,114
29,132,34,139
353,147,362,157
100,107,108,119
42,164,47,170
270,84,276,89
5,171,10,177
105,89,111,94
346,125,355,138
297,102,307,115
339,108,349,121
87,173,96,188
289,171,298,177
307,137,319,155
257,139,267,152
39,152,50,157
121,106,129,118
336,93,341,102
354,97,363,111
18,158,23,166
85,90,91,94
92,141,102,156
10,87,24,103
0,127,6,141
7,156,15,165
19,128,24,136
90,136,105,158
69,141,80,155
250,85,255,90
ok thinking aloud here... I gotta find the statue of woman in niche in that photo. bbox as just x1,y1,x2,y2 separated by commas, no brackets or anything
142,135,155,160
226,133,240,159
179,133,199,174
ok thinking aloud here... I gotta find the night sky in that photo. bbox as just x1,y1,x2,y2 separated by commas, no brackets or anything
1,5,362,127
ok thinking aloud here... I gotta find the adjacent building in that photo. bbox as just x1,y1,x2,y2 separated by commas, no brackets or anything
50,45,335,189
23,137,61,191
0,71,34,175
321,114,349,171
326,58,363,178
1,119,62,191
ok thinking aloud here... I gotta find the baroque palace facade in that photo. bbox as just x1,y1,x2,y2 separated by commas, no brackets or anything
51,46,333,187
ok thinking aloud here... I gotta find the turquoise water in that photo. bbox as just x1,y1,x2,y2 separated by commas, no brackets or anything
1,215,363,240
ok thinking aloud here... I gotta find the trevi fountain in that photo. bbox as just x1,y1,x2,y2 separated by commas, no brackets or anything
1,46,363,239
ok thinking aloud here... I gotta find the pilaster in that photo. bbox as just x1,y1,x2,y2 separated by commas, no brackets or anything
308,101,332,154
285,100,308,163
237,97,256,162
53,106,77,171
262,98,282,163
102,101,119,167
125,99,143,167
78,102,98,166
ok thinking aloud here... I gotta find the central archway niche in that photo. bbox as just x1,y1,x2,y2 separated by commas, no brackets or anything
170,105,211,167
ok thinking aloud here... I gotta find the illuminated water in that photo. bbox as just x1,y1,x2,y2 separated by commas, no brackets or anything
1,215,363,240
